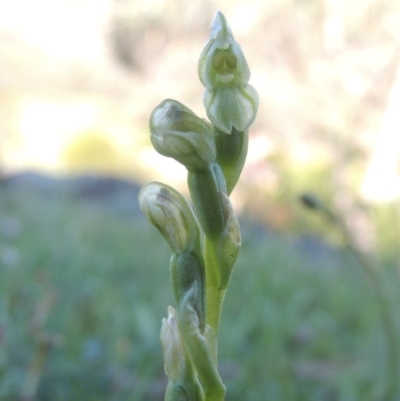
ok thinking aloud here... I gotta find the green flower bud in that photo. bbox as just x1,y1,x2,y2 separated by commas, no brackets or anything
187,163,228,240
150,99,216,170
170,252,205,331
161,306,187,383
161,307,204,401
178,284,226,401
198,12,259,134
139,182,201,254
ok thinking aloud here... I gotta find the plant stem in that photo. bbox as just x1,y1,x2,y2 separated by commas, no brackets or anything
204,238,226,337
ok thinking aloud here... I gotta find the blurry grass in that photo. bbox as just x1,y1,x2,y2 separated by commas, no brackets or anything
0,185,399,400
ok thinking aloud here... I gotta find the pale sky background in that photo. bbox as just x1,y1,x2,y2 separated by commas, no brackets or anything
0,0,399,204
0,0,110,60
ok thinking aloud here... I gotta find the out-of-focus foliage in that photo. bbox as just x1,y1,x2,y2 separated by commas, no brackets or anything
62,130,124,174
0,176,399,400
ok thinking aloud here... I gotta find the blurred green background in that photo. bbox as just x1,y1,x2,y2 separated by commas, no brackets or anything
0,0,400,400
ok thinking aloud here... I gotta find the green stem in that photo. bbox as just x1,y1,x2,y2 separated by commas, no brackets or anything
204,239,227,337
214,127,248,195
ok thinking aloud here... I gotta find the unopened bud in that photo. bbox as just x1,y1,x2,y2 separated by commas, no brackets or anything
178,285,226,401
160,306,186,383
150,99,216,170
139,182,201,254
170,253,205,331
161,307,204,401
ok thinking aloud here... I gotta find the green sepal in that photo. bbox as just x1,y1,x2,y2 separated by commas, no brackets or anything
187,163,228,240
214,126,248,194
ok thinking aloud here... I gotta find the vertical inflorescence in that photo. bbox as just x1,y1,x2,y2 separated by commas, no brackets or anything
139,12,258,401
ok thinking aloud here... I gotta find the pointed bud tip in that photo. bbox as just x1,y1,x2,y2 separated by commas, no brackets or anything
210,11,233,43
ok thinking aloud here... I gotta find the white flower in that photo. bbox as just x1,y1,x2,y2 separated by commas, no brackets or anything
198,12,259,134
